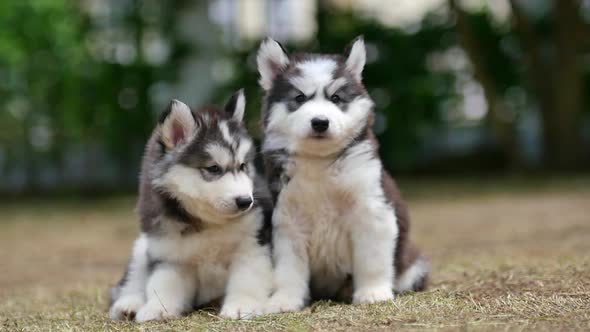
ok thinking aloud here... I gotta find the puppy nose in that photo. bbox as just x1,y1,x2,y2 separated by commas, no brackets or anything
235,196,253,210
311,117,330,133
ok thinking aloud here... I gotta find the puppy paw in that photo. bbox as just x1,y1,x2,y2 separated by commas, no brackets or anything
135,302,181,322
109,294,145,320
220,297,264,319
353,285,394,305
264,293,304,314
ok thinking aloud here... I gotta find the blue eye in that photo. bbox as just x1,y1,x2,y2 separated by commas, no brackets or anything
294,94,306,103
205,165,222,174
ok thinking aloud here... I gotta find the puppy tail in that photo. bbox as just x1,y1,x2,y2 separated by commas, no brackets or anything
394,245,430,293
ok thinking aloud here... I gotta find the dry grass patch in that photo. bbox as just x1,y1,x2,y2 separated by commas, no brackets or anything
1,177,589,331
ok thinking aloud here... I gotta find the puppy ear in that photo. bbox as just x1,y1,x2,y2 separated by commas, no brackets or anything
159,99,196,149
344,36,366,81
224,89,246,122
257,38,289,90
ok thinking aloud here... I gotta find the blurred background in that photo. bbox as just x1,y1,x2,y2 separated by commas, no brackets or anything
1,0,589,195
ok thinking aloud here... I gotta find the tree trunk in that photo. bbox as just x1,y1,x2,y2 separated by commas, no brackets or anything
450,0,522,169
510,0,584,170
545,0,583,169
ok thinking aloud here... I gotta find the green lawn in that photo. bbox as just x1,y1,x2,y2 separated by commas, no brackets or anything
1,177,589,331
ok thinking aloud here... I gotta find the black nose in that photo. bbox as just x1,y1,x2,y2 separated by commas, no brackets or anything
235,196,253,210
310,117,330,133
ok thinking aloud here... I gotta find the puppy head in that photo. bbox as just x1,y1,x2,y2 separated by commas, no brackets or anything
258,37,374,157
153,90,256,224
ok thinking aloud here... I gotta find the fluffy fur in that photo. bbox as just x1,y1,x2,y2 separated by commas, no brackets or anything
257,37,430,313
109,91,273,321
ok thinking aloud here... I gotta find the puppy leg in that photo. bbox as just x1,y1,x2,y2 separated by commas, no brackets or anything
135,263,196,322
265,209,309,313
109,235,149,320
350,202,397,304
220,241,273,319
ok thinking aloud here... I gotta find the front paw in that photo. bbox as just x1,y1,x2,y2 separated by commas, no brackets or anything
135,301,182,322
353,285,394,304
109,294,145,320
264,293,304,314
220,298,263,319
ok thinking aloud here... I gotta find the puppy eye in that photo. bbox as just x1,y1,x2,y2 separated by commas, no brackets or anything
330,94,341,103
239,163,247,171
294,94,306,103
205,165,222,175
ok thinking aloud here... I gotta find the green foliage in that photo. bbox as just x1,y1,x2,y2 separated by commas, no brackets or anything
0,0,188,188
1,1,588,192
0,0,88,182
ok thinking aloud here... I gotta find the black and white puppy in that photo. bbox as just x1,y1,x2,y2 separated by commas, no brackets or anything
257,37,430,313
109,90,273,321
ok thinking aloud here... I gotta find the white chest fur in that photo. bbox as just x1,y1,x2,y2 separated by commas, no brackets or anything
147,224,244,265
277,142,392,292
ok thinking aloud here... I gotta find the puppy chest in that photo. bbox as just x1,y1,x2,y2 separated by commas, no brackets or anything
283,175,349,218
186,234,240,266
150,231,240,267
281,174,355,275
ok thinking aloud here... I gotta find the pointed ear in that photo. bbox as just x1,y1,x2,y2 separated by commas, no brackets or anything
344,36,366,81
159,99,196,149
224,89,246,122
257,38,289,91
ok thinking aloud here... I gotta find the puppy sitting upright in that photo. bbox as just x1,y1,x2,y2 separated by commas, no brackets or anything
258,37,430,313
109,90,273,321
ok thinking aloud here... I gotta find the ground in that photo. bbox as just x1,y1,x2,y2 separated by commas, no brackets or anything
1,177,589,331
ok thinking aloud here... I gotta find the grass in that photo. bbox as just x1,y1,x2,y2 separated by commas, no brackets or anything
1,177,589,331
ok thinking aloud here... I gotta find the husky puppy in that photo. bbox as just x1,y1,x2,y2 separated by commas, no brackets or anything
109,90,273,321
257,37,430,313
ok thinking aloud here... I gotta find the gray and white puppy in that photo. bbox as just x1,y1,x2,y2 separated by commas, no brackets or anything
257,37,430,313
109,90,273,321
